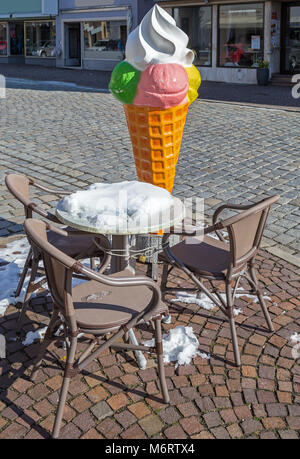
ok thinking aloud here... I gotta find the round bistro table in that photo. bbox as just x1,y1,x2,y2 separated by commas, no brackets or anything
55,189,185,369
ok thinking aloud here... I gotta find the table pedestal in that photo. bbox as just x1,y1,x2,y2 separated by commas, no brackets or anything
110,235,146,369
111,235,135,274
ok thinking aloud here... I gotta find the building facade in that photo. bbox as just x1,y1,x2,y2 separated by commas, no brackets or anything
0,0,58,66
159,0,300,83
55,1,156,71
0,0,156,70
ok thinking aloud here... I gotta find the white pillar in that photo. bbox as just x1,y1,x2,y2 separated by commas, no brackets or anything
264,1,272,67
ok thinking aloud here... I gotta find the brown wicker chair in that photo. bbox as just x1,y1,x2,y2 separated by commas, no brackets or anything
159,195,280,367
5,174,110,332
24,218,169,438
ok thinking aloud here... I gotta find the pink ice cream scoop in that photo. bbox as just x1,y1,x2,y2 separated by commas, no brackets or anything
133,63,189,109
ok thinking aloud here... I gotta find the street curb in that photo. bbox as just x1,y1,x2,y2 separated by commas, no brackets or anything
265,246,300,268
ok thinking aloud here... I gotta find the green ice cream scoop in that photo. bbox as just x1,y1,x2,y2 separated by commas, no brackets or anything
109,61,141,105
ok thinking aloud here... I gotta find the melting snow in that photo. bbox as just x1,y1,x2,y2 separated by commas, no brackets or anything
58,181,181,233
0,238,32,316
170,288,272,317
143,325,210,368
22,327,47,346
290,332,300,343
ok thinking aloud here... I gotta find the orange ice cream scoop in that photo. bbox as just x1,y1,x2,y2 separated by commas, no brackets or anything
133,63,189,109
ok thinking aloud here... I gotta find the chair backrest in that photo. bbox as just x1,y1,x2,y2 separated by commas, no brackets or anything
5,174,32,216
5,173,60,222
24,219,75,313
219,196,279,269
24,219,161,327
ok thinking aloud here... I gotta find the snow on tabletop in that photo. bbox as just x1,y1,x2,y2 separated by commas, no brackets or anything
143,325,210,368
58,181,179,232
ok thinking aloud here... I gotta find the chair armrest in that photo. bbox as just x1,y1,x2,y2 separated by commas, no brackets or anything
29,177,71,196
213,203,254,225
28,203,63,224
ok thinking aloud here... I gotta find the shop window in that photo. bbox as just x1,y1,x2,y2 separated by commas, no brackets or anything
173,6,212,66
83,21,127,60
218,3,264,67
0,23,7,56
25,21,56,57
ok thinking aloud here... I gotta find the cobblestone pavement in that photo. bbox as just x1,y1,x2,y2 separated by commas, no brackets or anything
0,79,300,440
0,81,299,261
0,251,299,439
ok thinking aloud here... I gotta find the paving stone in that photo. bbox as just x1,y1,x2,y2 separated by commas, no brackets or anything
90,401,113,421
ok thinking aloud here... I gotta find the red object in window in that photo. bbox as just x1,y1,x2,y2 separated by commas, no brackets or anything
227,43,244,63
0,41,7,51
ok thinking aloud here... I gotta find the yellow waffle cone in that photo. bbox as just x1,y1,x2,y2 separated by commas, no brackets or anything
123,102,189,193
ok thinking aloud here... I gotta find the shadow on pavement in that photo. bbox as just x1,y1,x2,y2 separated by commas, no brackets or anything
199,80,300,109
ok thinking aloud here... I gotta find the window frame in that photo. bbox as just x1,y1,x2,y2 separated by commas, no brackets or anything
217,2,265,69
24,19,56,58
0,22,8,57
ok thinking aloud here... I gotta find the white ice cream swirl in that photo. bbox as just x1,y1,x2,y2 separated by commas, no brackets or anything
125,5,194,71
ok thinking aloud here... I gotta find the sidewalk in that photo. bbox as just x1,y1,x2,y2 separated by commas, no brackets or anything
0,63,299,108
0,250,299,439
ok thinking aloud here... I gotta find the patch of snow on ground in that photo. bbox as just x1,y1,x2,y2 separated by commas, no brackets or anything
170,288,272,317
22,326,47,346
143,325,210,368
290,332,300,343
0,238,31,316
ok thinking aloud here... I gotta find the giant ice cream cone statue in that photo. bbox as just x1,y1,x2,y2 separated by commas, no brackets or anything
109,5,201,193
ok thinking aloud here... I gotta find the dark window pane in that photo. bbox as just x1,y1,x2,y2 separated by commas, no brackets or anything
173,7,212,66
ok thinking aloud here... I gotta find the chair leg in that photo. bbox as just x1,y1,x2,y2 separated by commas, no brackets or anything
52,334,78,439
154,318,169,404
15,247,33,299
90,257,95,270
16,254,39,333
226,281,241,367
160,263,168,300
248,264,274,332
30,308,61,381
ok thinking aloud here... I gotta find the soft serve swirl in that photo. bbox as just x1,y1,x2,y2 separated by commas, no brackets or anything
125,5,194,71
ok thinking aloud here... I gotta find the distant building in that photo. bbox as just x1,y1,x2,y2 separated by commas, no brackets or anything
0,0,58,66
0,0,156,71
1,0,298,84
159,0,299,84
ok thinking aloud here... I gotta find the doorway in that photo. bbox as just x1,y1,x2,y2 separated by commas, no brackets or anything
10,22,24,55
65,22,81,67
282,3,300,73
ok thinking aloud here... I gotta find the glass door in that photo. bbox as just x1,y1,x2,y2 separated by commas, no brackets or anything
282,3,300,73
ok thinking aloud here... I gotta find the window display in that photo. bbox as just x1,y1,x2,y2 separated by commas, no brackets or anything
0,23,7,56
218,3,264,67
25,21,56,57
173,6,212,66
84,21,127,60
